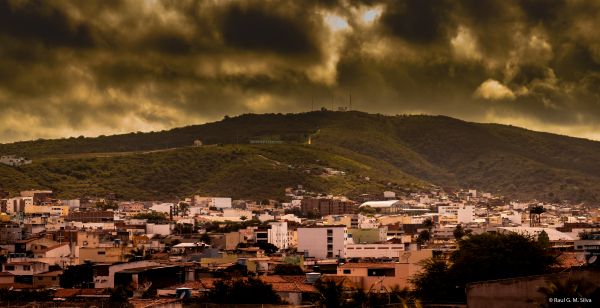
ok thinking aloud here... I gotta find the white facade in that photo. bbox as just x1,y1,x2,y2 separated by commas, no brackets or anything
438,204,474,224
150,203,174,214
501,211,522,225
61,199,81,210
297,226,346,259
383,191,396,199
345,243,405,258
146,223,171,235
358,215,379,229
211,197,232,209
268,221,288,249
222,208,253,218
457,205,475,224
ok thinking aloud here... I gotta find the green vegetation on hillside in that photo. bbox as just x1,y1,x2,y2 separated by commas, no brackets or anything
1,144,420,200
2,111,600,202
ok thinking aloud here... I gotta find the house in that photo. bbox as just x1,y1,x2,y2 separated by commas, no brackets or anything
301,198,357,216
32,270,62,288
297,226,346,259
94,261,162,288
114,265,185,290
345,243,406,258
0,272,15,284
78,247,133,264
2,261,50,284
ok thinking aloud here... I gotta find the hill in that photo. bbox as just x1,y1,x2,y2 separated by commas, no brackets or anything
2,111,600,202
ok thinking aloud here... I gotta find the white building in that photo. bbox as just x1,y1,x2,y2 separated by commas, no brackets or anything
146,223,171,236
457,205,475,224
0,155,32,166
150,203,174,214
268,221,288,249
359,200,402,213
438,204,475,224
4,197,33,213
297,226,346,259
501,211,522,225
194,196,232,209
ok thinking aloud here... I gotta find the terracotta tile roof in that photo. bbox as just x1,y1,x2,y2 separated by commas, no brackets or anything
0,283,35,289
53,289,80,298
34,270,63,277
38,243,68,253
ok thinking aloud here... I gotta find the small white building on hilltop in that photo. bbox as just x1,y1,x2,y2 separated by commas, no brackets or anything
0,155,32,166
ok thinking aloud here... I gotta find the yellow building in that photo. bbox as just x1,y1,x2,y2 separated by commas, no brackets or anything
24,204,70,216
78,247,133,264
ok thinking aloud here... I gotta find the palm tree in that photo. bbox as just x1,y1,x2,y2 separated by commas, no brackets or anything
538,277,600,307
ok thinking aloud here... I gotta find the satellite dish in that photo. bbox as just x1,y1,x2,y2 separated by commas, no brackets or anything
588,256,597,264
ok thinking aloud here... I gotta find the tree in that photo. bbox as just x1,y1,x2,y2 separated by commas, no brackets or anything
538,277,600,307
416,230,431,245
240,215,247,221
358,206,376,215
537,230,551,249
109,285,133,307
412,232,558,304
178,202,190,216
315,279,345,308
453,224,465,240
273,264,304,275
255,242,279,255
208,277,282,304
422,218,434,230
133,212,168,223
60,262,94,288
411,259,459,304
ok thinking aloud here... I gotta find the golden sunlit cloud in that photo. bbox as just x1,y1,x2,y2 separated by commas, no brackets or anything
474,79,516,101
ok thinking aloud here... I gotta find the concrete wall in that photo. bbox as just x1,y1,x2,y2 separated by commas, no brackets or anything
467,269,600,308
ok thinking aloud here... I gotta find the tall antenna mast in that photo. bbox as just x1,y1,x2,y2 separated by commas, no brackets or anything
349,90,352,111
331,95,334,111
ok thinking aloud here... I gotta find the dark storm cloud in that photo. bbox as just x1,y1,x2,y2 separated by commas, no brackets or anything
380,0,456,45
0,0,99,48
1,0,600,142
221,4,321,57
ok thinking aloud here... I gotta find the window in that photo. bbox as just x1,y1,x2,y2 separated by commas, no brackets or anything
343,269,351,274
52,277,57,281
97,251,106,255
327,244,333,250
23,265,31,271
4,265,15,271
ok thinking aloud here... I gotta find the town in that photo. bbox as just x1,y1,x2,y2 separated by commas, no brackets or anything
1,185,598,307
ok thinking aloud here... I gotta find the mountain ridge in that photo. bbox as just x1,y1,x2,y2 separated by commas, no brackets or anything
1,111,599,203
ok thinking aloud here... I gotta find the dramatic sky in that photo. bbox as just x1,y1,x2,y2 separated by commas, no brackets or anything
1,0,600,142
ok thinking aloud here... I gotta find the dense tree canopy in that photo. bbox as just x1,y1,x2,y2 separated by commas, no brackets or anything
412,232,558,304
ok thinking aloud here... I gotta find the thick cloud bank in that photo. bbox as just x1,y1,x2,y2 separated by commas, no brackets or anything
1,0,600,141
